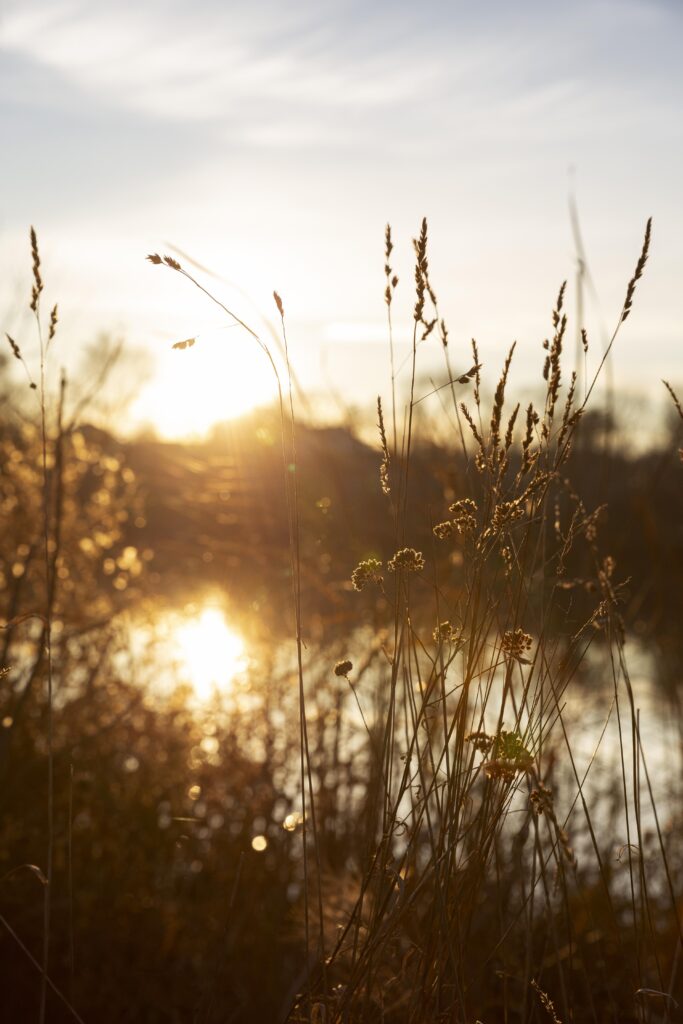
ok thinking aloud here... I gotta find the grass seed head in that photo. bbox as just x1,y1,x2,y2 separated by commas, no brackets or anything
433,520,454,540
501,628,533,662
387,547,425,573
432,621,462,645
351,558,383,591
622,216,652,322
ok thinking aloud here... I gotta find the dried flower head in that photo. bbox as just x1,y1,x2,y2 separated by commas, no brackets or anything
432,621,463,645
501,628,533,662
484,761,517,783
387,548,425,573
433,520,454,540
530,782,554,816
484,729,533,780
491,500,525,534
351,558,383,592
465,730,494,754
448,498,478,535
334,659,353,677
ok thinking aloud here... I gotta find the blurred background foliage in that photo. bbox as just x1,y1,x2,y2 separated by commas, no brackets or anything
0,346,682,1021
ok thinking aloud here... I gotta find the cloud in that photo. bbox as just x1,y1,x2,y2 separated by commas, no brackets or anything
2,0,682,419
2,0,680,159
0,0,450,122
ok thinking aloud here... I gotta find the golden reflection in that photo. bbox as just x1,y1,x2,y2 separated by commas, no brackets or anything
172,605,247,700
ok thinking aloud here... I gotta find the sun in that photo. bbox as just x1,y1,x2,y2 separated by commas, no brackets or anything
173,606,247,700
133,327,279,438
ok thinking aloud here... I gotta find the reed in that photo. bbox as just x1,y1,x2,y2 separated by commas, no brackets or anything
0,218,680,1023
284,216,681,1022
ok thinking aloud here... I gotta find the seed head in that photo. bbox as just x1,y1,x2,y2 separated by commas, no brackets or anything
465,730,494,754
530,782,554,816
29,226,43,313
490,500,524,534
484,729,533,780
387,548,425,574
622,217,652,323
432,621,463,645
351,558,383,592
433,520,454,540
48,304,58,343
448,498,478,535
501,628,533,662
377,396,391,495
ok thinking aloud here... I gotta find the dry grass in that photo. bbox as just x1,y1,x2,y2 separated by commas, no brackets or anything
279,216,681,1022
0,220,681,1023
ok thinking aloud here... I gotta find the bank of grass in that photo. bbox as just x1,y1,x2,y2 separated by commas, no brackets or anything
149,218,681,1021
282,218,682,1022
0,221,681,1022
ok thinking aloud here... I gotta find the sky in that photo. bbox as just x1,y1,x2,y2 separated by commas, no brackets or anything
1,0,681,437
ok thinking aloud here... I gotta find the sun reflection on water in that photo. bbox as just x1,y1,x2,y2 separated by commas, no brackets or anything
171,605,247,701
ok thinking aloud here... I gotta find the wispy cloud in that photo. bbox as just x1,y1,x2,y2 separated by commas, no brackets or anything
3,0,681,157
1,0,682,427
1,0,449,121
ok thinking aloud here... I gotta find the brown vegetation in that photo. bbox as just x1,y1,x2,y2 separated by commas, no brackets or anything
0,223,682,1023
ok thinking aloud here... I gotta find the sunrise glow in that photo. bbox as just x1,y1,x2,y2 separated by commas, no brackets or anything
132,327,280,438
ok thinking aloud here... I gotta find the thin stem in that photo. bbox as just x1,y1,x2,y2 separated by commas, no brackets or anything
37,309,55,1024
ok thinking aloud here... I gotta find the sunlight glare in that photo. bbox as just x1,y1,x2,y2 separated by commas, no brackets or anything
134,328,279,438
174,606,246,700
